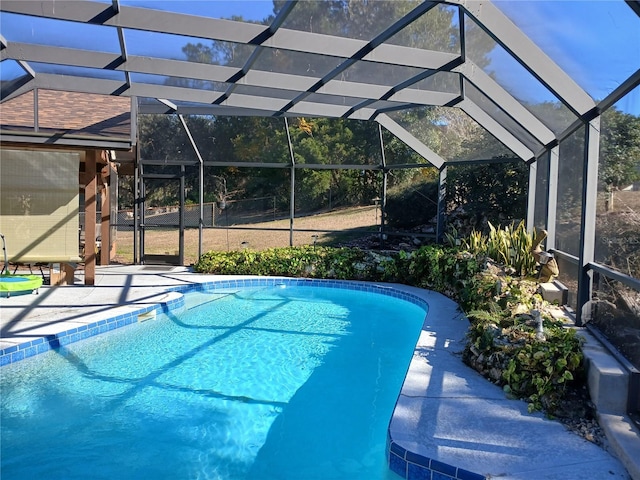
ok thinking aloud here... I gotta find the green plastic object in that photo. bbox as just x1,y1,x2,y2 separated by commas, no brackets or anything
0,274,43,297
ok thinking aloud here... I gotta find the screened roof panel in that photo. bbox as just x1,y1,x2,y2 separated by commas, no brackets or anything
279,0,408,40
361,44,459,70
494,1,640,102
615,84,640,116
464,13,578,135
384,3,459,54
365,100,418,112
464,80,544,155
289,101,352,118
137,97,171,107
0,0,268,44
123,29,257,67
241,70,318,93
1,0,638,166
265,28,365,58
138,103,288,117
386,89,458,107
251,48,343,77
304,92,368,108
125,57,238,83
411,71,460,94
120,0,274,23
337,60,426,87
221,93,291,113
0,59,29,83
232,84,301,101
318,80,389,101
458,0,597,116
0,12,120,53
129,72,229,93
128,83,224,105
29,63,127,82
464,13,554,105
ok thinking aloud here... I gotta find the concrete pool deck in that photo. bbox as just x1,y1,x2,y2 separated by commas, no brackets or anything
0,265,637,480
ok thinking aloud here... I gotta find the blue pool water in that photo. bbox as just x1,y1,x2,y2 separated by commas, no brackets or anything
1,285,426,480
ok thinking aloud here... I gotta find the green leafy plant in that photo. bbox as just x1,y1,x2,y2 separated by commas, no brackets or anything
464,300,585,415
502,327,584,413
460,221,537,277
195,246,371,280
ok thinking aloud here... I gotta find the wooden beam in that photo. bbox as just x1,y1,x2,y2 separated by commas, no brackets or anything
84,150,97,285
100,158,112,266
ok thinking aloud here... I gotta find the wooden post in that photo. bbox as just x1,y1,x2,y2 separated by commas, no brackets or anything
100,162,111,266
85,151,97,285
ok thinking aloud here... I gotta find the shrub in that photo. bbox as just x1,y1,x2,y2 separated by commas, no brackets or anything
195,246,373,280
465,308,584,413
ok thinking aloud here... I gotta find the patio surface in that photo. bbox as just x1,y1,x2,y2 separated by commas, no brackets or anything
0,265,636,480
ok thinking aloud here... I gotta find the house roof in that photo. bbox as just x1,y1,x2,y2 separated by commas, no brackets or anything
0,90,132,150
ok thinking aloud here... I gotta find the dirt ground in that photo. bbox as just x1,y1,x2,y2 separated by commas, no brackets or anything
113,205,381,265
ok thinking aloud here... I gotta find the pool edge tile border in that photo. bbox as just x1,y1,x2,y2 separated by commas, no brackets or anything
0,277,425,366
388,438,486,480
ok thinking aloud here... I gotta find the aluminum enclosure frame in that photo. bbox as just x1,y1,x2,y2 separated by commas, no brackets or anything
1,0,639,366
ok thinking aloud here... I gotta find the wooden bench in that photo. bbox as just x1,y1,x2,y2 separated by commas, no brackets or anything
8,259,81,286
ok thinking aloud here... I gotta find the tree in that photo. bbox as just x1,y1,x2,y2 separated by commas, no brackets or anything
599,108,640,211
446,160,529,234
290,118,383,211
136,114,185,206
206,116,290,210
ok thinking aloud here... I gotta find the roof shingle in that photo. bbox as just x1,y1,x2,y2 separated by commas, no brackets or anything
0,90,131,139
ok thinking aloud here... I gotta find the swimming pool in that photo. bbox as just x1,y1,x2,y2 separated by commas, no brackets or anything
1,283,427,479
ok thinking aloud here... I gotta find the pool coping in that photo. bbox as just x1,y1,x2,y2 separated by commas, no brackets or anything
1,274,630,480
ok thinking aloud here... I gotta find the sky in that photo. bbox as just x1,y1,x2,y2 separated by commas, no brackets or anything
492,0,639,114
1,0,638,115
121,0,275,22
